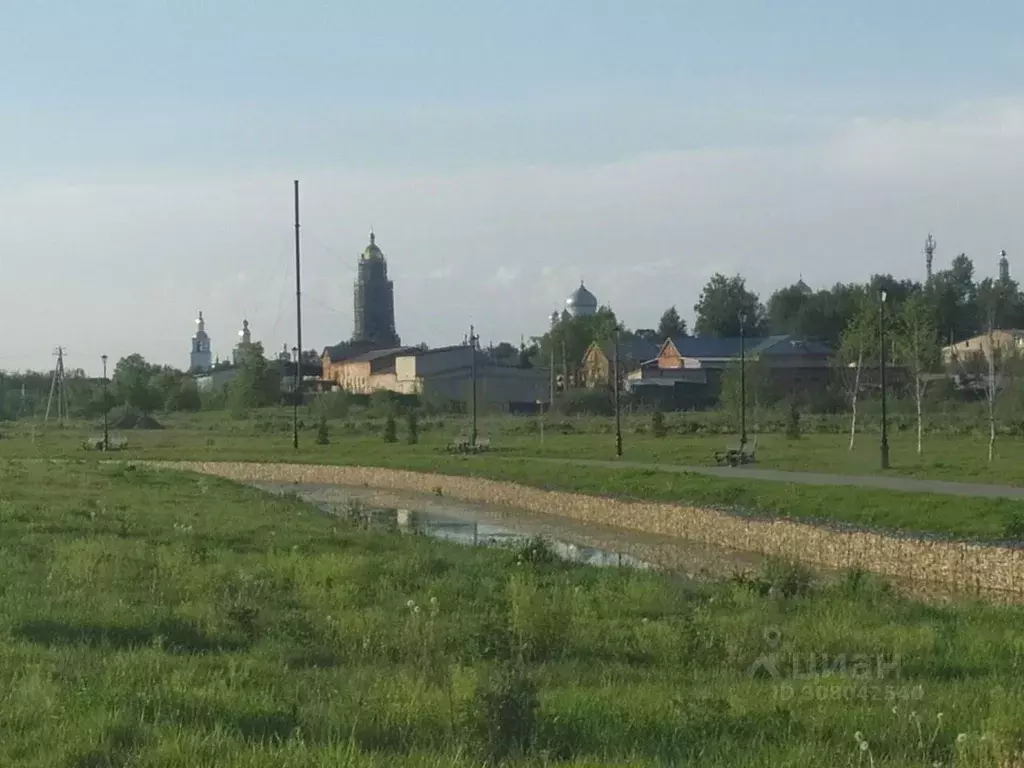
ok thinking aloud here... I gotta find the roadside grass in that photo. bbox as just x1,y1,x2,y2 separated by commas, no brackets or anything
3,421,1024,540
1,460,1024,765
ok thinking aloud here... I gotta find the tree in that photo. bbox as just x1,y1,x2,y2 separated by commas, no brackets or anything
693,274,766,337
534,307,622,388
656,306,687,339
166,378,202,412
836,290,878,451
406,411,419,444
930,253,979,343
112,354,162,414
227,343,279,416
631,328,661,343
894,292,939,455
383,413,398,443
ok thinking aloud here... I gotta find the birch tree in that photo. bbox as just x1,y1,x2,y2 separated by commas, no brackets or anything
893,292,939,455
837,294,878,451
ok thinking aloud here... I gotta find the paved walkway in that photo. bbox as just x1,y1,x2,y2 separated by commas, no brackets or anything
535,457,1024,501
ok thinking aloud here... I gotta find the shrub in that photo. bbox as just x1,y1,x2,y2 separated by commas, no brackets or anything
383,413,397,443
406,411,419,445
785,400,801,440
472,661,539,762
651,410,668,438
315,416,329,445
1004,513,1024,541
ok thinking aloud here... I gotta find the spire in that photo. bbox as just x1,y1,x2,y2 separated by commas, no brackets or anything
999,249,1010,283
369,228,375,246
196,310,205,332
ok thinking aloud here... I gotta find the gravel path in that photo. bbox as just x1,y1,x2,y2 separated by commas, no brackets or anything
535,457,1024,500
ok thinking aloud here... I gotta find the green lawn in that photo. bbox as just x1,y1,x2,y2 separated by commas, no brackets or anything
3,415,1024,540
0,460,1022,766
7,408,1023,484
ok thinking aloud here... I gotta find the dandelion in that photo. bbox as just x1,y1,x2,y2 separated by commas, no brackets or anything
430,596,438,605
413,605,420,614
956,733,967,744
860,741,869,752
854,732,864,743
406,599,415,609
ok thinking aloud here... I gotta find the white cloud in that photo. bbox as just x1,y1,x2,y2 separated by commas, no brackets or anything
4,100,1024,372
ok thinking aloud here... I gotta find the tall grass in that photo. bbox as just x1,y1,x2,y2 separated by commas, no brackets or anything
1,461,1024,765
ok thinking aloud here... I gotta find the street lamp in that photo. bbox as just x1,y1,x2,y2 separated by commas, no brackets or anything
879,289,890,470
292,346,299,449
613,329,623,457
101,355,109,452
739,313,747,447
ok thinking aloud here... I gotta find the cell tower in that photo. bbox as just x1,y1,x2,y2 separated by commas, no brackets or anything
925,234,936,284
44,347,70,426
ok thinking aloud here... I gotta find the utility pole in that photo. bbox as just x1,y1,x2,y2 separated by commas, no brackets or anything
561,339,568,392
469,325,478,447
879,289,890,469
101,355,109,451
45,347,68,426
613,330,622,457
739,318,747,447
293,180,302,450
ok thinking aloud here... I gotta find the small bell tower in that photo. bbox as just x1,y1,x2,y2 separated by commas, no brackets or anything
190,310,213,372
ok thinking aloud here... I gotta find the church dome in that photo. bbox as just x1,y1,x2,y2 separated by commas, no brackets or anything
565,281,598,317
361,230,385,261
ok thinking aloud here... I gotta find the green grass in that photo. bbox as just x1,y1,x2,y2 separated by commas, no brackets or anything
1,460,1023,766
3,413,1024,540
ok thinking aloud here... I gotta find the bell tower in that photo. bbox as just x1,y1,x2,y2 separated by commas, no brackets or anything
190,311,213,372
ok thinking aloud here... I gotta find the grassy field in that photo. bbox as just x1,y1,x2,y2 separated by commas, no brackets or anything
1,460,1023,766
6,407,1024,485
3,412,1024,541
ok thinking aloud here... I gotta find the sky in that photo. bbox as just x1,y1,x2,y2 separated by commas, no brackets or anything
3,1,1024,374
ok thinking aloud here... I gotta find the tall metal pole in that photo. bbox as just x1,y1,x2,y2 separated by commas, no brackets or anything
470,325,478,447
293,180,302,450
739,320,747,447
879,290,889,469
613,331,622,457
101,355,109,451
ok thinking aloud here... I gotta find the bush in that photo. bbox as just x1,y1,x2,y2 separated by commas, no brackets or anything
554,388,614,416
406,411,419,444
785,400,801,440
315,416,329,445
383,413,397,443
651,410,668,438
473,661,539,763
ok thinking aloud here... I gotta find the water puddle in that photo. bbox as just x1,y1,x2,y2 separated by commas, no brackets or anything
250,481,767,579
247,481,1024,605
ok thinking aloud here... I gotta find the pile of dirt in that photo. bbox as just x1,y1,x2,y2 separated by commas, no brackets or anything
110,410,165,430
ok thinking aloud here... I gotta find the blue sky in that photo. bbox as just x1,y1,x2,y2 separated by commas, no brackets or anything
2,2,1024,371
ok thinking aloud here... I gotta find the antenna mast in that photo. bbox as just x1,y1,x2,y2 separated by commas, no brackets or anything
293,180,303,450
925,234,936,284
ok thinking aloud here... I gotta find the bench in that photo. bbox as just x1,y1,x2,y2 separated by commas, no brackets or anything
714,438,756,467
445,436,490,454
83,435,128,451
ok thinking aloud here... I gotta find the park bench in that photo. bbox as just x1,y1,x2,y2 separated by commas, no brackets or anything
445,436,490,454
714,438,757,467
83,435,128,451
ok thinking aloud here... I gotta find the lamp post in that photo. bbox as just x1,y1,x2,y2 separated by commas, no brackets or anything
879,289,890,470
101,355,109,452
292,346,299,449
613,329,623,457
739,314,747,447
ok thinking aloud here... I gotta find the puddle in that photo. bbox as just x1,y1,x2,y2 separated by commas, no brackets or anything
251,481,769,580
